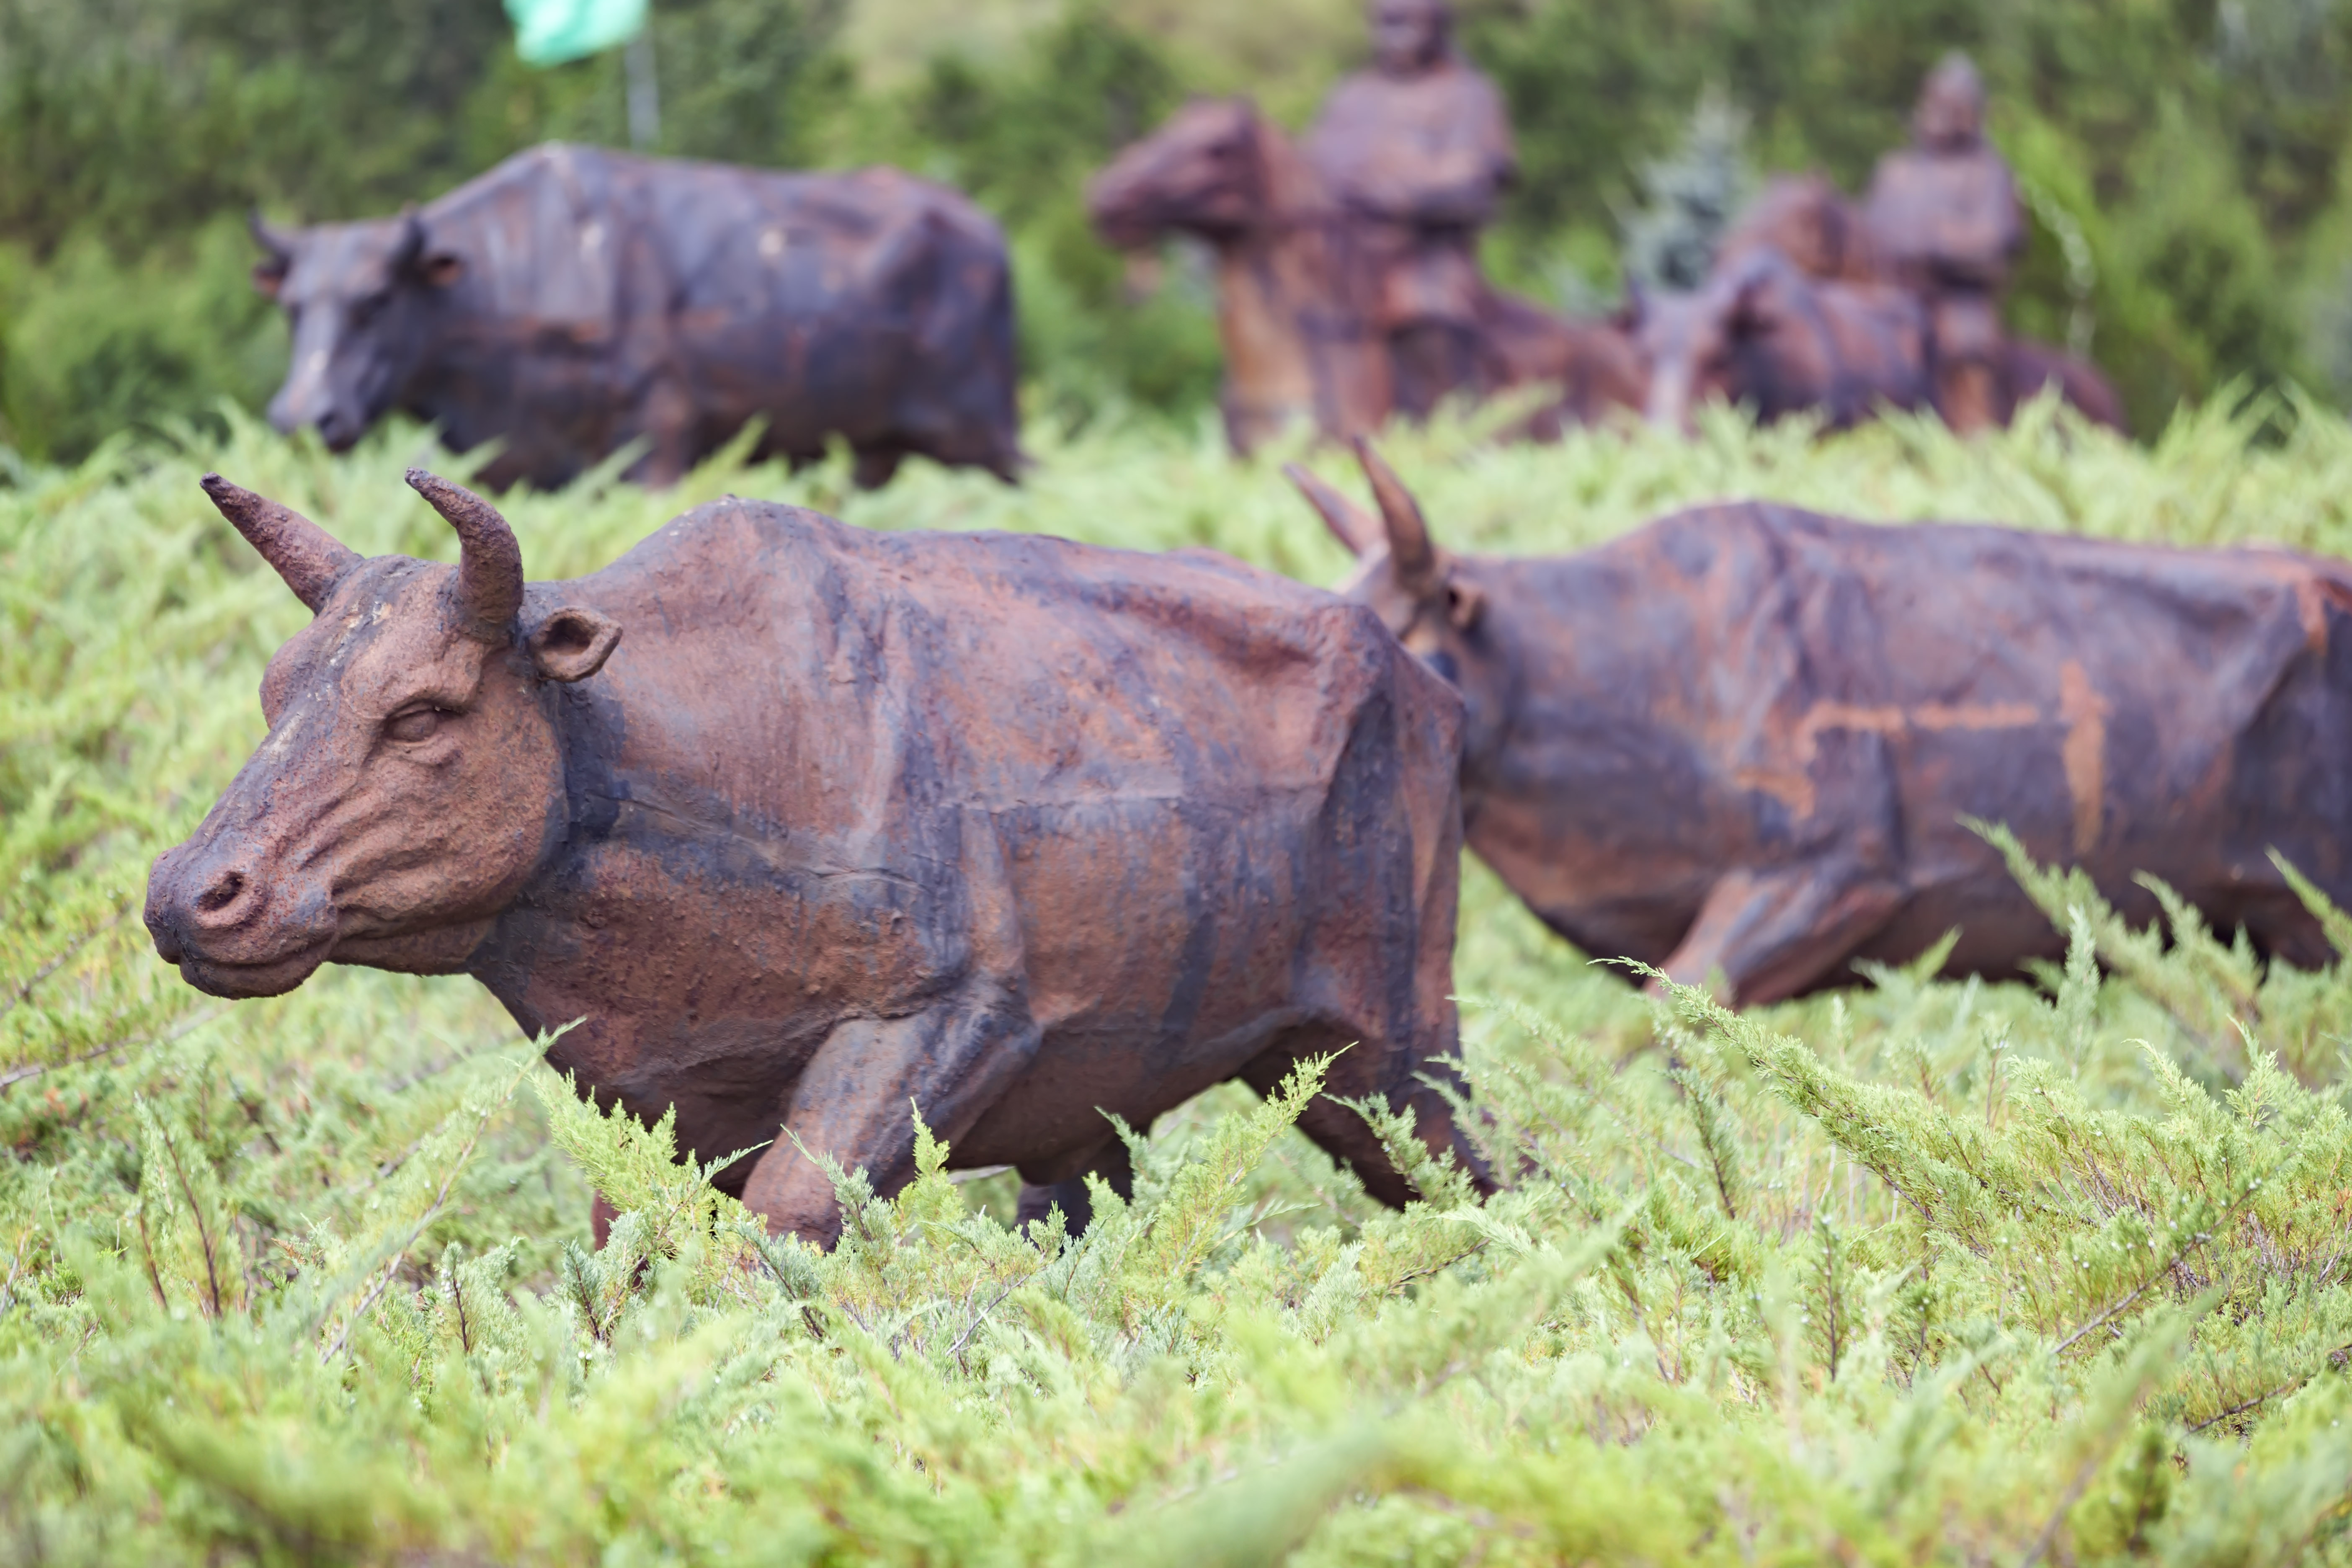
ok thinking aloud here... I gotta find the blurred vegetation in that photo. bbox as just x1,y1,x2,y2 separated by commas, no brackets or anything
15,401,2352,1557
6,0,2352,450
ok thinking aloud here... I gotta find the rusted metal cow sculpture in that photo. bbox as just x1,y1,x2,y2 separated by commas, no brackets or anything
1087,98,1643,455
146,470,1485,1243
1288,441,2352,1005
252,143,1021,490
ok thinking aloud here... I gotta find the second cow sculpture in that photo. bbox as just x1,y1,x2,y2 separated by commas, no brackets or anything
1288,442,2352,1005
252,143,1021,490
144,471,1485,1243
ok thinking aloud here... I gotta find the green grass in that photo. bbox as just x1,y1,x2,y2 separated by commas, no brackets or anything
11,395,2352,1562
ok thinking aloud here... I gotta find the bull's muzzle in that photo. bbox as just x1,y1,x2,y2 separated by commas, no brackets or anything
144,838,337,998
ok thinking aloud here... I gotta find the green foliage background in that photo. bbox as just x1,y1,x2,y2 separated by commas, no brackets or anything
9,0,2352,455
15,399,2352,1558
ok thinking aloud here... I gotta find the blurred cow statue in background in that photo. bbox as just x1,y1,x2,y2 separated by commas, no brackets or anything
251,144,1022,490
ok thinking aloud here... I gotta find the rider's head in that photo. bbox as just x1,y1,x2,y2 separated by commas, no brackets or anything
1914,52,1987,152
1369,0,1452,77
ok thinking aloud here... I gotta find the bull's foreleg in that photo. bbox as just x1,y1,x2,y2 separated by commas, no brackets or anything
1661,862,1905,1008
736,991,1042,1247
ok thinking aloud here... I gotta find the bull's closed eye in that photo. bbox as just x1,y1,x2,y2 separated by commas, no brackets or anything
384,705,450,743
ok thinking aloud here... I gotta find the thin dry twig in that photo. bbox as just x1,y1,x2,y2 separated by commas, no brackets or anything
0,1005,227,1095
0,909,127,1028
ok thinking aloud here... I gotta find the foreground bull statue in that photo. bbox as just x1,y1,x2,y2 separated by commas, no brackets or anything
1288,442,2352,1004
251,144,1021,490
146,472,1485,1242
1088,99,1643,454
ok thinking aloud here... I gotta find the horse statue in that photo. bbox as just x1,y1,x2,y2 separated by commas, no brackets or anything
1712,173,2126,432
1088,98,1644,455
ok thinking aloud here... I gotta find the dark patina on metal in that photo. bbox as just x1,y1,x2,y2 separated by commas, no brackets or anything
252,144,1021,490
1292,441,2352,1006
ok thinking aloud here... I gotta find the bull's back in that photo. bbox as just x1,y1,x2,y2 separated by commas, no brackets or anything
587,498,1453,968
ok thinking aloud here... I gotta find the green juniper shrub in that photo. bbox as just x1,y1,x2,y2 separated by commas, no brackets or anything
10,402,2352,1559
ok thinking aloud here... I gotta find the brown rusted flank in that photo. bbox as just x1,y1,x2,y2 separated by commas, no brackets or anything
1289,442,2352,1006
1088,92,1641,455
198,473,361,611
253,144,1020,490
148,472,1487,1246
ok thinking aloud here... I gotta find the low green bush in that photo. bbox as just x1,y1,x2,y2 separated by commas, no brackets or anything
10,402,2352,1561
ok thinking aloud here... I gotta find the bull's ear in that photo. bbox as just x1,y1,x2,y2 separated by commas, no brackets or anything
527,606,622,683
1444,577,1485,631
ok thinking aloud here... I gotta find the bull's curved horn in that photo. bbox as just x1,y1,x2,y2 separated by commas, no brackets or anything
389,208,427,276
1281,462,1381,557
405,468,524,640
1351,438,1441,598
199,474,359,613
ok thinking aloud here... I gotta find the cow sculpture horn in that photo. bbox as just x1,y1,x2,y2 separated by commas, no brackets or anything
1352,438,1441,598
199,474,360,613
405,469,524,640
1282,462,1381,558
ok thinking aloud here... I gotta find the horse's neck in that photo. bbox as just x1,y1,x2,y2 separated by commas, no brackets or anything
1213,127,1377,448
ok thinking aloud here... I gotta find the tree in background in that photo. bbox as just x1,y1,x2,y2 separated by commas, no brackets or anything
1619,91,1752,294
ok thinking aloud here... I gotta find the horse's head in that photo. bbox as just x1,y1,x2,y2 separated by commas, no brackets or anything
1717,174,1880,286
1087,98,1271,249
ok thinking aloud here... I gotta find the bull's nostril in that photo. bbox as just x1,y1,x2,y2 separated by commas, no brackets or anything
196,871,247,915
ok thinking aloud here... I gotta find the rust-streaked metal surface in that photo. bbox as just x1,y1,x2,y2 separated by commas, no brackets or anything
252,144,1021,491
1291,442,2352,1006
1086,98,1642,454
146,472,1485,1243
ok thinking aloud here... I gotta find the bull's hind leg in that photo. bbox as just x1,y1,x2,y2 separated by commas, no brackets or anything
1014,1137,1134,1235
1236,1025,1493,1210
1662,861,1905,1007
851,447,904,489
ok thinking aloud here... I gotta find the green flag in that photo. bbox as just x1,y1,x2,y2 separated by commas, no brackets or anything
505,0,647,66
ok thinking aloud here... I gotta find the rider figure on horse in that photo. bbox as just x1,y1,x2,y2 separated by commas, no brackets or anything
1305,0,1515,420
1862,54,2025,433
